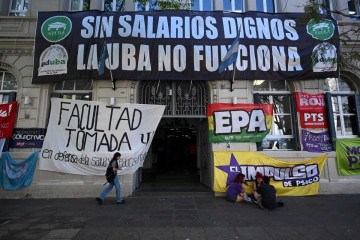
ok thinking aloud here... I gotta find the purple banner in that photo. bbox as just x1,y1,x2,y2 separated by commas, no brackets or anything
10,128,47,148
302,129,333,152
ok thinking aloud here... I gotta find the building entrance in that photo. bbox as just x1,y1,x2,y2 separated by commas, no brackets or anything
139,118,210,192
150,118,197,179
137,80,211,191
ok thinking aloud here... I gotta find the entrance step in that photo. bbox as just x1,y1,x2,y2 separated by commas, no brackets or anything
133,181,212,198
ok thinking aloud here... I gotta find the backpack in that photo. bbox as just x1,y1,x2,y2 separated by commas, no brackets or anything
104,160,116,184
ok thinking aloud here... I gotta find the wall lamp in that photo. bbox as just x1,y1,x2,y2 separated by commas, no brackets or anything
110,97,115,106
232,96,238,104
24,96,31,105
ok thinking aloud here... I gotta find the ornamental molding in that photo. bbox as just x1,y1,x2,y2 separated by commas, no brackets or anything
0,48,32,55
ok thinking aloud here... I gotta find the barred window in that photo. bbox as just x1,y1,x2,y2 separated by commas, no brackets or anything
256,0,276,13
53,79,92,100
223,0,244,12
70,0,90,11
0,69,17,103
253,80,295,150
324,77,357,138
9,0,29,16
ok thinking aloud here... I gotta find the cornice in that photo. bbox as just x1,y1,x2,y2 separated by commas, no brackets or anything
0,48,32,55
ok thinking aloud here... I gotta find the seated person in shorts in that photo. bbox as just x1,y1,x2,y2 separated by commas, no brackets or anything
226,173,249,203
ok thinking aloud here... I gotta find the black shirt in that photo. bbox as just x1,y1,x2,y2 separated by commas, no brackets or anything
256,184,277,210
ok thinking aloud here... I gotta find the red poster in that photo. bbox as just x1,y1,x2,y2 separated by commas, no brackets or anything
0,102,18,138
295,92,325,111
299,109,328,128
295,92,327,128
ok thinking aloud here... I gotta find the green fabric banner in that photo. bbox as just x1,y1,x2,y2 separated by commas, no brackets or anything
336,138,360,175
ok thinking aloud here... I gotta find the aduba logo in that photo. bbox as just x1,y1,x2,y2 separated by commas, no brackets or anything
307,19,334,41
311,42,337,72
41,16,72,42
38,45,68,76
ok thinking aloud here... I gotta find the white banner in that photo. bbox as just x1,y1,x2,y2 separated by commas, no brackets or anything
39,98,165,175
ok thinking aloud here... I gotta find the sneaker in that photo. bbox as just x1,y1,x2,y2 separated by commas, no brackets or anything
95,197,103,205
116,199,126,204
244,196,252,202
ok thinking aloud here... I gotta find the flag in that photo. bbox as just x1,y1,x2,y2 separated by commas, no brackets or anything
218,35,240,74
0,152,39,190
98,43,109,75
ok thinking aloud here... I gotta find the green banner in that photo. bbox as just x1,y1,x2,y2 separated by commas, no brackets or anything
336,138,360,175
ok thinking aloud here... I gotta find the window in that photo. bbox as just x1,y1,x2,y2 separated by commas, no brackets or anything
315,0,333,15
104,0,125,11
9,0,29,16
253,80,296,150
191,0,213,11
139,80,209,117
256,0,275,13
135,0,157,11
223,0,244,12
325,77,357,138
70,0,90,11
0,69,17,103
53,79,92,100
348,0,360,17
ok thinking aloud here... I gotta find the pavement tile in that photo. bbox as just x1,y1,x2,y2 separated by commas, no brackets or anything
104,228,142,239
40,228,81,239
0,222,32,231
139,227,173,240
145,219,174,228
8,230,49,240
174,219,202,227
174,204,196,210
235,226,271,240
72,227,111,240
0,230,10,239
204,227,239,240
263,226,304,240
321,225,360,239
292,225,337,240
28,223,61,230
173,227,206,240
150,209,173,215
174,214,198,221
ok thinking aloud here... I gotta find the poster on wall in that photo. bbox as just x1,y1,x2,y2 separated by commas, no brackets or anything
0,101,18,139
38,98,165,175
32,11,339,83
295,92,327,128
302,129,333,152
10,128,47,148
214,151,328,196
336,138,360,175
207,103,273,143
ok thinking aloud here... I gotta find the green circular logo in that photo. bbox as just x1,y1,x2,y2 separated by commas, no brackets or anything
307,19,334,41
41,16,72,42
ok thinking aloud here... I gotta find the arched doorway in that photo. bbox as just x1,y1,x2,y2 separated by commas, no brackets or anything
138,80,211,191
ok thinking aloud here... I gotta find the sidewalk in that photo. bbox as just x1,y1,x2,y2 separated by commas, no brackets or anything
1,192,359,240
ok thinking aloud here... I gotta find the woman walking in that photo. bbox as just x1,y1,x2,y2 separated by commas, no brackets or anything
96,152,125,205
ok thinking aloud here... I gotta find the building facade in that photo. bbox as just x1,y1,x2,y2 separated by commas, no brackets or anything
0,0,360,198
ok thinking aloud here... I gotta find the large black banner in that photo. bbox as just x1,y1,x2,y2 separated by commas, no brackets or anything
32,10,339,83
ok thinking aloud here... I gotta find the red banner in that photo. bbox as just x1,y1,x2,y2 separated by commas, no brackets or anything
0,102,18,138
295,92,327,128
